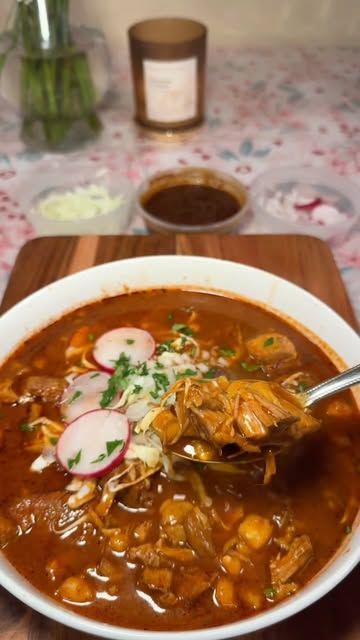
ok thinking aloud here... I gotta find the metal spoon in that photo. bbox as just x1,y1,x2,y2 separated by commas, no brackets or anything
171,363,360,465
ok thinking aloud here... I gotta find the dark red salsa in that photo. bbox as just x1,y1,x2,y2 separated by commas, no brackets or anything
142,184,240,226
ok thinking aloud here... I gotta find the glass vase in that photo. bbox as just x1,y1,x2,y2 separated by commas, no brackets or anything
0,1,108,152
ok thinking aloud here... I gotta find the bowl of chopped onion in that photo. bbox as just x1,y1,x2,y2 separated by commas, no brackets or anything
21,158,134,236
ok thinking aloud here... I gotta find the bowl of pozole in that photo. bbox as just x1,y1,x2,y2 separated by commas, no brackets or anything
0,255,358,639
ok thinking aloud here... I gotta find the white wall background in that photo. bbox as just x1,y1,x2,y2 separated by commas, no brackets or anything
1,0,360,49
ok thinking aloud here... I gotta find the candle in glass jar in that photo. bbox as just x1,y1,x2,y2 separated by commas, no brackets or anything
128,18,207,133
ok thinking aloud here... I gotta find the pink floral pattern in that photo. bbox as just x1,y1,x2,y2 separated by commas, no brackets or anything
0,47,359,319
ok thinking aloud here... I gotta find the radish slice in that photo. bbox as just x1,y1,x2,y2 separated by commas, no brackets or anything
61,371,118,423
294,197,323,211
57,409,130,478
93,328,155,372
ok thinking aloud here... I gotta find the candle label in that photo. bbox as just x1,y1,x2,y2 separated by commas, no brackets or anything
143,57,197,123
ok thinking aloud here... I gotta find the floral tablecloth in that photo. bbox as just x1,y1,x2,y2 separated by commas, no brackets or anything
0,47,359,320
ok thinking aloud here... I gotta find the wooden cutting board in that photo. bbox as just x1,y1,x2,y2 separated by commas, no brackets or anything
0,234,358,640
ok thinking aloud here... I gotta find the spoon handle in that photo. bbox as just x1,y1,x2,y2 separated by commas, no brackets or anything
303,363,360,408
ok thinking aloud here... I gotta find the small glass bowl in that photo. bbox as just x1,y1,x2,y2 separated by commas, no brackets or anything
135,166,249,234
20,158,134,236
249,166,360,242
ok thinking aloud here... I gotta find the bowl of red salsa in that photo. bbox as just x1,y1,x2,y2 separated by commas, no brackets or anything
136,166,249,233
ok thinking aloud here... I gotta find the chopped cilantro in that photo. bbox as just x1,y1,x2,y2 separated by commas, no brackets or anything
100,352,133,408
19,422,33,432
344,524,352,534
172,323,194,337
155,361,165,369
298,381,309,393
68,449,81,470
138,362,149,376
157,339,175,354
219,346,236,357
264,586,277,599
150,372,170,399
91,441,124,464
126,339,135,345
167,312,174,322
69,390,82,404
113,352,132,370
241,361,262,372
263,337,274,347
49,437,58,446
91,452,106,464
153,372,169,386
176,368,197,379
87,332,95,342
106,439,124,456
100,352,152,408
90,372,100,379
132,384,142,395
204,368,217,379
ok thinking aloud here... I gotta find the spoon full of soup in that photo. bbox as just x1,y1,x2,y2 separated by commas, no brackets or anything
153,364,360,466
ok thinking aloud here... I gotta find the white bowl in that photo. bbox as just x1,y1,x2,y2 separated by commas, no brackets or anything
0,255,359,640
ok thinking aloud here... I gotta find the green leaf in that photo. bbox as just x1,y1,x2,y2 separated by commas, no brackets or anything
344,524,352,534
90,372,100,379
264,586,277,599
167,312,174,322
138,361,149,376
153,372,169,387
172,323,194,337
132,384,142,394
204,368,217,379
106,439,124,456
20,422,33,432
298,381,308,393
175,368,197,379
88,332,95,342
219,346,236,357
157,339,175,354
68,449,81,470
126,339,135,345
241,361,262,372
151,372,170,399
91,452,106,464
49,437,58,446
69,390,82,404
101,352,133,408
263,337,274,347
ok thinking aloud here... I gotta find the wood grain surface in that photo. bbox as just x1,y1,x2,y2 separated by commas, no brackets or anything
0,233,358,640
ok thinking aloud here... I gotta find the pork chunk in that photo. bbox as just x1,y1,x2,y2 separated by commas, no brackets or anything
270,535,313,585
22,376,66,403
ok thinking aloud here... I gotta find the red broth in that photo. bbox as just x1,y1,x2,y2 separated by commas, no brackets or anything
0,290,358,631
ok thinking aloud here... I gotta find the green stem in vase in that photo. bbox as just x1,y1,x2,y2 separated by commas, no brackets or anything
61,55,72,117
42,58,58,117
14,0,102,150
73,51,96,112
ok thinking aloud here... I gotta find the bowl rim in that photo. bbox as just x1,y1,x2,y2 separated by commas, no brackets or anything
0,254,359,639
